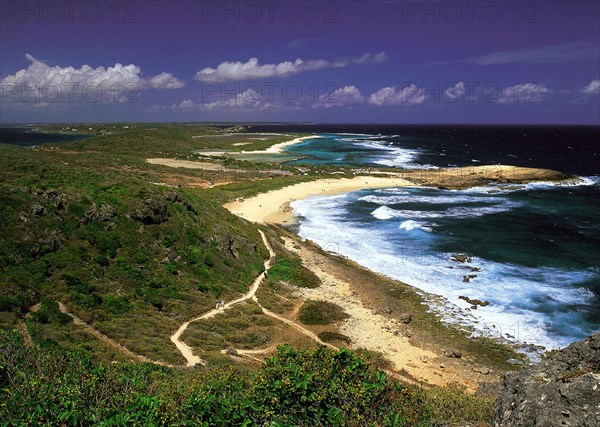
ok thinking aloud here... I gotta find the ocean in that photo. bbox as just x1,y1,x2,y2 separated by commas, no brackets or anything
249,124,600,353
0,127,90,147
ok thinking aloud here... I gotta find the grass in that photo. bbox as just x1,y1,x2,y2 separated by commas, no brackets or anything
0,124,301,363
267,255,321,289
182,301,275,354
425,383,495,425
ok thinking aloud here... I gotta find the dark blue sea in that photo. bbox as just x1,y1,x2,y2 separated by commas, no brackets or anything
249,124,600,352
0,127,89,147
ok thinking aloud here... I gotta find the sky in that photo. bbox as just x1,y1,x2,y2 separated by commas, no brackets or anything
1,0,599,124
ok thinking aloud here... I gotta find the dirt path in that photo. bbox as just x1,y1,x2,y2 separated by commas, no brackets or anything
17,321,33,347
26,302,174,367
56,303,174,367
170,230,275,366
251,295,336,350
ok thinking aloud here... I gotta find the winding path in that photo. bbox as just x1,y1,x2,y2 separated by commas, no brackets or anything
21,229,346,369
170,229,275,366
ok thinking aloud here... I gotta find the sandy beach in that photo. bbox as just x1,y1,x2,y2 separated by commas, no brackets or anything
224,165,572,224
225,175,415,223
241,135,315,154
196,135,315,159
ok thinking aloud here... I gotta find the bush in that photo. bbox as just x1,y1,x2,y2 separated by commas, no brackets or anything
104,294,132,315
318,331,352,345
298,300,349,325
0,334,431,426
268,256,320,289
425,382,495,425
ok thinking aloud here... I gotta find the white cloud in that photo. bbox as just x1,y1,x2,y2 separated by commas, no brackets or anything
147,72,185,89
314,85,364,108
497,83,551,103
367,85,426,106
194,52,386,82
0,54,184,103
353,52,387,64
439,41,599,66
444,82,466,101
168,89,273,111
581,79,600,95
178,99,195,109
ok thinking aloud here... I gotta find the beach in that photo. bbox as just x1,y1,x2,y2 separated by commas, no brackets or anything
224,175,415,223
225,165,572,224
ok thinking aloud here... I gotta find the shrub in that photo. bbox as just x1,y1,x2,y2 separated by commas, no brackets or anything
298,300,349,325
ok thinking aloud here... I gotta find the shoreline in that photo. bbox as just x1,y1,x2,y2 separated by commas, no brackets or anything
241,135,315,154
223,164,578,384
196,134,315,159
225,175,415,223
225,165,574,224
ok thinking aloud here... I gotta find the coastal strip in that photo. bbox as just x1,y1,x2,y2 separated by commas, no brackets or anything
224,165,573,224
224,175,415,223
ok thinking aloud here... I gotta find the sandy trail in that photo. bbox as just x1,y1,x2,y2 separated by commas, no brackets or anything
251,295,337,350
28,302,174,367
170,230,275,366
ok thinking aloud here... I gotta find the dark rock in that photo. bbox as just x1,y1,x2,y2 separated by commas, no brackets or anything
459,295,490,307
443,349,462,358
400,313,412,324
32,203,45,216
131,198,169,224
82,203,117,224
164,191,196,213
225,347,238,356
451,253,472,263
471,266,483,272
462,274,477,283
494,332,600,426
30,229,65,257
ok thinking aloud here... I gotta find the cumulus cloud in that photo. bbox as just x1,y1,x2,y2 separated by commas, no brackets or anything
581,79,600,95
315,85,364,108
444,82,466,101
167,89,273,111
0,54,184,103
367,84,426,106
194,52,386,82
497,83,551,103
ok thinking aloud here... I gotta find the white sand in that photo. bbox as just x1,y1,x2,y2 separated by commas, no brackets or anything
225,175,413,224
240,135,315,154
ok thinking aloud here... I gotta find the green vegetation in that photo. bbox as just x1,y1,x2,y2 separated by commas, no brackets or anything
426,383,495,425
182,301,274,353
298,300,349,325
0,124,509,424
1,331,433,426
267,254,321,289
0,124,304,363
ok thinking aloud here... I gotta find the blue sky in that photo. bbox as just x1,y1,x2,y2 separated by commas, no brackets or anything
1,0,599,123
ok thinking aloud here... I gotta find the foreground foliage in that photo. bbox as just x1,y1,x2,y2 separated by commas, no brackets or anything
0,331,431,426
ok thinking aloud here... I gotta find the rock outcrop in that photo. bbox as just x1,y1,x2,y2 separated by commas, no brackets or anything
494,332,600,426
131,198,169,224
